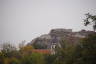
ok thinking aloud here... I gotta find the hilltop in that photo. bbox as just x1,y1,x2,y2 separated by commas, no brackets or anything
27,28,94,49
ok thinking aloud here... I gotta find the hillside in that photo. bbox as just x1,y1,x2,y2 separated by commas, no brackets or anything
27,28,94,49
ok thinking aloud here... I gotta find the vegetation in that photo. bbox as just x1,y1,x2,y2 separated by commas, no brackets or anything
84,13,96,31
32,42,47,49
0,33,96,64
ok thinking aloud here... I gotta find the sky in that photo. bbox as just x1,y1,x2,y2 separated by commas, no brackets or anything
0,0,96,45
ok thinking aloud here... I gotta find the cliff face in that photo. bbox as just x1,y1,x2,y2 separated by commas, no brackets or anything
27,28,94,49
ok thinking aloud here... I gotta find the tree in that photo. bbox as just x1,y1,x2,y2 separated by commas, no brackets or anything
53,39,77,64
72,33,96,64
19,45,34,56
80,33,96,64
84,13,96,31
1,43,17,57
44,54,56,64
0,43,21,64
21,53,45,64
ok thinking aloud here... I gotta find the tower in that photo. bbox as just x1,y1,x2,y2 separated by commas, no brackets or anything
50,36,58,54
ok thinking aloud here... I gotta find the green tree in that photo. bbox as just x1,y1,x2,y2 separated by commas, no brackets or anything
44,54,56,64
72,33,96,64
21,53,45,64
53,39,77,64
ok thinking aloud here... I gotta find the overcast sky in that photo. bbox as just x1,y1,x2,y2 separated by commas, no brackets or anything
0,0,96,45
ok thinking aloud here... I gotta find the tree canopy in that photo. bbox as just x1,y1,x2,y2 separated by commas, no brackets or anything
84,13,96,31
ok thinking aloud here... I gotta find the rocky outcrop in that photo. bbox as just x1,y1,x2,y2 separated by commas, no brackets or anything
27,28,95,49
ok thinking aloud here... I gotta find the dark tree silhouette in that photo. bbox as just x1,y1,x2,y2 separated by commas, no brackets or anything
84,13,96,31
